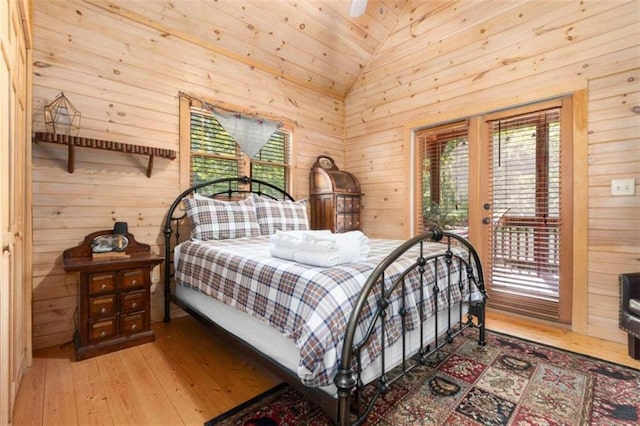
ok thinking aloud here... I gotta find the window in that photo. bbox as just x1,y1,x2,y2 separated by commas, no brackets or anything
182,96,291,195
415,121,470,235
250,129,289,198
190,108,239,186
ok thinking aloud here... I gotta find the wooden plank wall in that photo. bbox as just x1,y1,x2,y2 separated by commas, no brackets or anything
30,0,640,350
30,1,344,350
345,0,639,343
587,70,639,340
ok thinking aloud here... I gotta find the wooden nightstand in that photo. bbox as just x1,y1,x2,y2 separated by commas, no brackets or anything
63,230,163,361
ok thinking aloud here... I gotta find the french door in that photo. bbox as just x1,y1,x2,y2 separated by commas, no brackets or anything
482,98,573,322
415,97,573,323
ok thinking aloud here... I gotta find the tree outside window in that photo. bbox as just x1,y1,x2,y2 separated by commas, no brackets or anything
189,107,291,196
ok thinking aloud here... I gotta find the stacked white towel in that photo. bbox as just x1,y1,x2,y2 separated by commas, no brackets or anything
269,230,370,267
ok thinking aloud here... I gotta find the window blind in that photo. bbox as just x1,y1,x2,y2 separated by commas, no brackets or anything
487,108,562,319
251,130,290,198
416,121,469,234
190,108,238,192
189,107,290,196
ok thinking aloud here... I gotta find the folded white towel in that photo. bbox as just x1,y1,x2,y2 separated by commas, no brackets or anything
268,245,298,262
304,231,369,258
270,230,332,250
294,249,349,267
268,245,340,267
269,230,369,266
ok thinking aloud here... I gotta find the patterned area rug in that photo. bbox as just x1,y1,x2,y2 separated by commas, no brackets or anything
206,330,640,425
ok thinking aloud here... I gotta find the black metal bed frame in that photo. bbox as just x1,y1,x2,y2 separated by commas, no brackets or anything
163,176,487,426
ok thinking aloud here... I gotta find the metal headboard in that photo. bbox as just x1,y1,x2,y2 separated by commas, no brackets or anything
162,176,295,321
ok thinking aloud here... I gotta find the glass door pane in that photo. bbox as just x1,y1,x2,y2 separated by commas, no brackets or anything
416,122,469,236
486,108,562,319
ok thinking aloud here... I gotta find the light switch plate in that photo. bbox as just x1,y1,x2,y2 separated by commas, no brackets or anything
611,178,636,196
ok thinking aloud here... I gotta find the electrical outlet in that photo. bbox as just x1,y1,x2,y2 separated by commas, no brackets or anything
611,178,636,196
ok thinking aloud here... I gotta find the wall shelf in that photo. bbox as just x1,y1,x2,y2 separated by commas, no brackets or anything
33,132,177,177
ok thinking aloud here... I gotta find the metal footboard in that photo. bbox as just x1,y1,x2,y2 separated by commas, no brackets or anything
334,228,487,426
161,177,486,426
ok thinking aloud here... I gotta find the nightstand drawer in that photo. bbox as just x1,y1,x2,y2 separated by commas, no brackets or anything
89,295,116,318
120,313,144,336
121,291,145,313
89,319,117,343
121,269,145,290
89,273,116,295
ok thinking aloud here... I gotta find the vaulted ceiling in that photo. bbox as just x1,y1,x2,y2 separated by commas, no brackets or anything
86,0,410,100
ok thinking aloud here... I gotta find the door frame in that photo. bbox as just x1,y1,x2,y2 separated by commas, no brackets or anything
405,90,588,332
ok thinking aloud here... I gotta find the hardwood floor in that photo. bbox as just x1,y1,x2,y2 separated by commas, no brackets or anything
12,310,640,425
12,316,282,426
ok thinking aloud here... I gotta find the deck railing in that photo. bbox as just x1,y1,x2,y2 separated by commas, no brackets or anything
492,216,559,276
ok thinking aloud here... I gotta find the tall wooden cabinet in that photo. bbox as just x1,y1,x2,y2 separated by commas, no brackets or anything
309,156,362,233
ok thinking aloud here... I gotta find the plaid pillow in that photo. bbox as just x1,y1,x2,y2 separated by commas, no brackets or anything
183,196,260,240
253,194,309,235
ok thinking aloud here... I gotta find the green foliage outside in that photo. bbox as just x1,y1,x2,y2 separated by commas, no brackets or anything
190,110,288,196
423,137,469,230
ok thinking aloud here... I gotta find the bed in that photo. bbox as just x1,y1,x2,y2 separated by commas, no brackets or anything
163,176,487,425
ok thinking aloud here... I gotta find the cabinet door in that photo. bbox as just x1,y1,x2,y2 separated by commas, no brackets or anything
310,195,335,231
1,1,31,424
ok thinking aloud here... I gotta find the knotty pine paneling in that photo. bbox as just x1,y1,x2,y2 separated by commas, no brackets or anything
29,0,640,353
31,0,344,349
34,2,345,130
85,0,409,100
344,0,639,344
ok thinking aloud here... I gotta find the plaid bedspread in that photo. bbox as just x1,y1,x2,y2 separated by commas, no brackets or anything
174,236,479,387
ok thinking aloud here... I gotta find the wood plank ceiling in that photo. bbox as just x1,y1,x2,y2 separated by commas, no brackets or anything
85,0,410,100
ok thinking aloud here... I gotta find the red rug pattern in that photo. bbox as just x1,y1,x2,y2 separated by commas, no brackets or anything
206,330,640,425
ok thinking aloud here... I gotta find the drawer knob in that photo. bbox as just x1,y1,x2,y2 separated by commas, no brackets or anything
101,284,107,290
131,280,137,285
100,308,106,314
131,324,137,330
131,302,137,308
100,331,106,337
